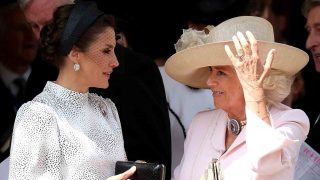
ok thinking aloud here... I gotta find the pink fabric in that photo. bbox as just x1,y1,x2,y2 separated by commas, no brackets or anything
172,103,309,180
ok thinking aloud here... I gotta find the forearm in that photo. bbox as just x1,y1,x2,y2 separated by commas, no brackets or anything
244,87,271,125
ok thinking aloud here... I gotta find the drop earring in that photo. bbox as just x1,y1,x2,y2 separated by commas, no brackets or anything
73,63,80,71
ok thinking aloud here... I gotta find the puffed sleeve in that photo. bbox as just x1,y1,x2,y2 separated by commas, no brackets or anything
245,107,310,175
105,98,121,124
104,98,124,137
9,102,62,180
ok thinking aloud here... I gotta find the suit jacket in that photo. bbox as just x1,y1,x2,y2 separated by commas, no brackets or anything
24,57,59,102
0,80,16,162
294,69,320,153
0,57,58,162
305,115,320,153
91,44,172,179
173,104,309,180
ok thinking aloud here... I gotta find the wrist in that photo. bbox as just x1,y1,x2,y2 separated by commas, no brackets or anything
246,99,271,125
243,87,265,102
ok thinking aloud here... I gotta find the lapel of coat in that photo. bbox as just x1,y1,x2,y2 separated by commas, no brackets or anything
223,126,246,157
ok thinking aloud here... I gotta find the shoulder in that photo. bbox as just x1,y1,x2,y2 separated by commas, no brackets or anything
271,104,310,132
89,93,115,106
188,109,225,132
17,101,54,119
272,104,309,122
15,101,57,131
193,109,225,123
89,93,118,113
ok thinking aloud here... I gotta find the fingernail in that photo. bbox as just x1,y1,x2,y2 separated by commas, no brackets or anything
232,35,237,40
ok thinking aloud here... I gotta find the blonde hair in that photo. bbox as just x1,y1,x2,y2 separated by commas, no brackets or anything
263,70,294,105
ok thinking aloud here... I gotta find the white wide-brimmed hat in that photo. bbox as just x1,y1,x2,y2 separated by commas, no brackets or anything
165,16,309,89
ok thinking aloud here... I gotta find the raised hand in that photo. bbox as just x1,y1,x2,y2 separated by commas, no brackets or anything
224,31,274,124
224,31,275,101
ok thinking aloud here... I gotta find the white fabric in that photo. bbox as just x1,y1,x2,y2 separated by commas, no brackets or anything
173,104,310,180
159,67,214,174
0,157,9,180
9,81,126,180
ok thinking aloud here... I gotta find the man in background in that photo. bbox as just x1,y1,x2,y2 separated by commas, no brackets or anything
302,0,320,153
0,1,40,162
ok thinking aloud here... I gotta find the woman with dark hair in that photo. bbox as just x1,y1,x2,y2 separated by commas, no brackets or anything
9,1,135,179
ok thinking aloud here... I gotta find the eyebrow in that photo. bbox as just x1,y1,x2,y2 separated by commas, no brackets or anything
105,44,115,49
305,22,320,29
213,66,230,70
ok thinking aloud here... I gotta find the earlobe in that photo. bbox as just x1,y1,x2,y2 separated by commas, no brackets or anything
67,47,82,72
68,47,80,63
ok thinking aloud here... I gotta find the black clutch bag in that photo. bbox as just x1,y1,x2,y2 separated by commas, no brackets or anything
115,160,166,180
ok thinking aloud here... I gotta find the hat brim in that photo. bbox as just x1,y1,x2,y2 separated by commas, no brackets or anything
165,41,309,89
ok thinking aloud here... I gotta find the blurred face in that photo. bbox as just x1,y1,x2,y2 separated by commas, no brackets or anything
206,66,245,112
305,6,320,73
116,32,129,48
78,27,119,89
0,8,38,67
23,0,60,40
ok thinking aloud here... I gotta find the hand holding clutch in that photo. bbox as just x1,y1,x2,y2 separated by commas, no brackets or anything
108,166,136,180
115,161,166,180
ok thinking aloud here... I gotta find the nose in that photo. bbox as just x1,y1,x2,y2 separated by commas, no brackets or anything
306,31,319,50
110,53,119,68
31,25,42,41
206,71,218,87
25,25,37,42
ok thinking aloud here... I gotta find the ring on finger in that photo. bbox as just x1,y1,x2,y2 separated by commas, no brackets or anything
237,50,244,57
235,54,244,60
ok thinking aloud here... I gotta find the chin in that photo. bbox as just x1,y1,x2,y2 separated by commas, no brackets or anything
214,102,222,109
99,82,109,89
92,78,108,88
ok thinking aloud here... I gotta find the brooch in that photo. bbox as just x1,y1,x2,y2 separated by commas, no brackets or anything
227,118,246,136
98,102,107,117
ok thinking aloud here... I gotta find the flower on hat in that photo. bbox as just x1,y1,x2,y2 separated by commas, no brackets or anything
174,25,214,52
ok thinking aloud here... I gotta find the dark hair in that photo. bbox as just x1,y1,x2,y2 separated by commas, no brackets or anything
302,0,320,17
40,4,115,68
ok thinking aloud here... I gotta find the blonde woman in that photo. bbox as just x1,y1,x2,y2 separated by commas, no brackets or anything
166,16,310,180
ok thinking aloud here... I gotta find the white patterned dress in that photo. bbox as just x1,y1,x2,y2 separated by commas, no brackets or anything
9,81,127,180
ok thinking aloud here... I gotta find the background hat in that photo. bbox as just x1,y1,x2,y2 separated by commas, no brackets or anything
165,16,309,89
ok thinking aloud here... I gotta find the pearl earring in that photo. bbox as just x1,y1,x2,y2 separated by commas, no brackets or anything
73,63,80,71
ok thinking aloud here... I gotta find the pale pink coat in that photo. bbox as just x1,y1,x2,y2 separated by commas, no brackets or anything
173,104,309,180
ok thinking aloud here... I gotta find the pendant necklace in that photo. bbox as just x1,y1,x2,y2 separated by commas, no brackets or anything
227,117,246,136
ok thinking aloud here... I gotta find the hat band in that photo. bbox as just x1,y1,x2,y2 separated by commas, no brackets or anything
58,0,104,55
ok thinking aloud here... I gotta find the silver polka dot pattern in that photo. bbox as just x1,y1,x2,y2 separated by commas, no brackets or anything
9,81,126,179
